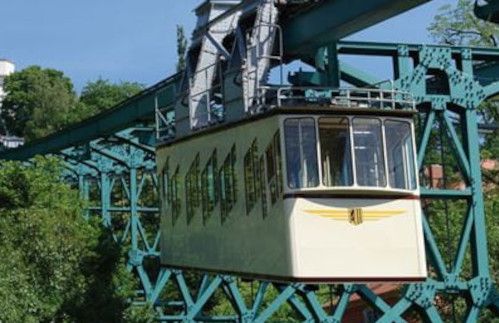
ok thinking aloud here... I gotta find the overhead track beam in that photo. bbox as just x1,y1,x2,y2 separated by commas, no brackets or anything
282,0,431,55
0,74,180,161
474,0,499,23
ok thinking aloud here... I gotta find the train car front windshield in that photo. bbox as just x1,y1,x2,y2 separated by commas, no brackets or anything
283,116,418,192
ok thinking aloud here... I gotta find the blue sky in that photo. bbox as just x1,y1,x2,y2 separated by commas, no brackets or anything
1,0,453,92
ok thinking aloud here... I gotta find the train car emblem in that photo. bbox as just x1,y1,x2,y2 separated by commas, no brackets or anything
349,208,364,226
304,208,406,225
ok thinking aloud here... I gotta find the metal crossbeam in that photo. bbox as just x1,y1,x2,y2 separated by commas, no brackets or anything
282,0,431,55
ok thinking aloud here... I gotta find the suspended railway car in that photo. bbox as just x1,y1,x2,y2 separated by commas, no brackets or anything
157,88,427,283
157,0,426,283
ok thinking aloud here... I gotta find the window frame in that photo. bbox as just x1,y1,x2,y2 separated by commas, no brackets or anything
273,131,283,196
259,155,268,218
266,143,277,203
266,130,284,203
384,119,418,191
244,140,259,214
318,116,354,187
281,115,419,193
161,161,169,216
185,154,201,224
171,166,181,225
283,117,320,190
352,117,388,188
202,150,218,224
220,145,237,224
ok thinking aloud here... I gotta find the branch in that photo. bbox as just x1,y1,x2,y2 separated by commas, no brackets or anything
490,35,497,47
446,27,484,37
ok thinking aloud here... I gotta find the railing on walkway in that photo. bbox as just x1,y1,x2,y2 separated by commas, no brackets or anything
257,86,416,111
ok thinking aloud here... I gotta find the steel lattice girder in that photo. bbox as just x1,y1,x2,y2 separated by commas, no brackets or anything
281,0,431,55
0,41,498,321
79,43,499,321
146,43,499,322
59,127,165,301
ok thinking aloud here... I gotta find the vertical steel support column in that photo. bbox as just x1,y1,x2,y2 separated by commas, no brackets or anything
65,160,99,220
100,171,112,227
78,173,90,219
326,43,340,87
396,45,411,80
129,166,139,254
90,140,163,300
461,56,490,277
464,107,494,320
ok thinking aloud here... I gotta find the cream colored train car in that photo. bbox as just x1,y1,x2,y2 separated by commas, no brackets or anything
158,107,427,282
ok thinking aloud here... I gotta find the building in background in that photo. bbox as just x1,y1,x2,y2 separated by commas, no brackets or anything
0,59,24,150
0,59,15,103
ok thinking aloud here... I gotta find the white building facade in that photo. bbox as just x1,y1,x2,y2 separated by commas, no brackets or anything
0,59,24,149
0,59,15,102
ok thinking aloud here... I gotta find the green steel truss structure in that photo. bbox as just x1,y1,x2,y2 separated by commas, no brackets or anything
1,1,498,321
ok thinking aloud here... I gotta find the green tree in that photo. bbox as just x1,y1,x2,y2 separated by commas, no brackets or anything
428,0,498,165
0,66,86,141
80,78,144,115
176,25,188,72
428,0,498,46
0,157,140,322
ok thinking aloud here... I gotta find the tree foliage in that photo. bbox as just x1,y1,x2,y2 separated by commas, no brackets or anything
0,66,85,141
176,25,188,73
428,0,498,163
428,0,498,47
0,157,141,322
80,78,144,115
0,69,144,142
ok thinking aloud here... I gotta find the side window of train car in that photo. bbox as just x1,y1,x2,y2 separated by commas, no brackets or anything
385,120,417,190
319,117,353,186
273,132,283,195
266,141,277,203
260,156,268,218
202,150,218,224
284,118,319,189
244,140,260,214
265,131,283,204
161,162,169,215
352,118,386,187
220,145,237,224
185,154,201,224
170,166,181,225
